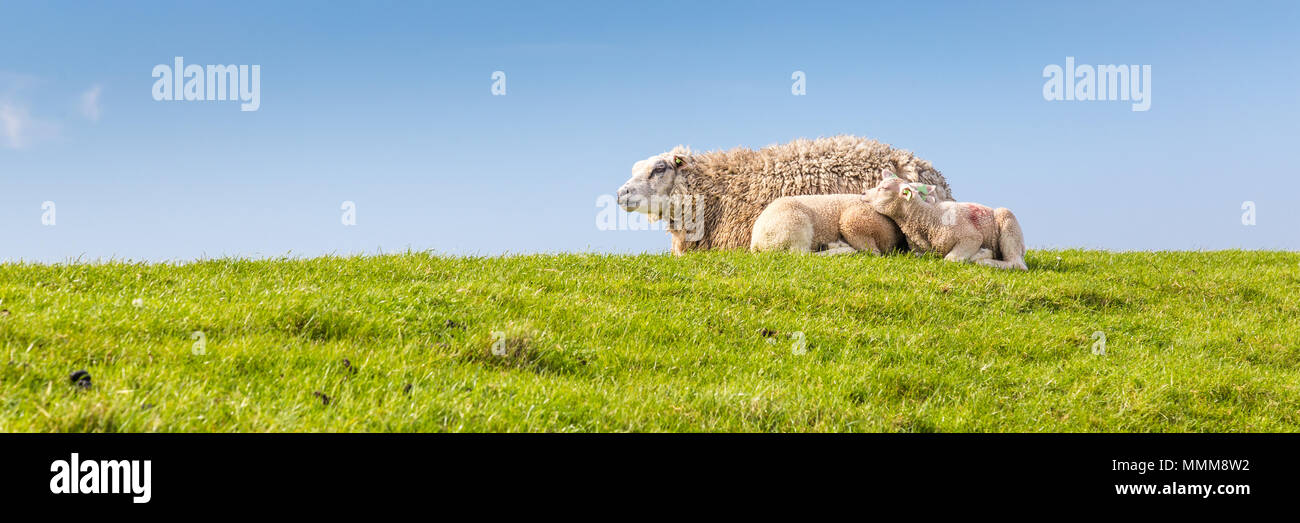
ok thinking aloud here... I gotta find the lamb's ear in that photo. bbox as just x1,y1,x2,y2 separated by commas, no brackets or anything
672,156,686,168
883,170,899,180
921,184,942,203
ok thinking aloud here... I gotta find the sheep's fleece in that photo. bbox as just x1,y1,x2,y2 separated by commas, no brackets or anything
616,135,952,254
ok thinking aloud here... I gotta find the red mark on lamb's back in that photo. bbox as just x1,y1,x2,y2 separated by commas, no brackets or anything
966,204,994,224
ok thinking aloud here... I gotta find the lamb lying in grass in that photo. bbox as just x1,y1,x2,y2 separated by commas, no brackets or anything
867,176,1028,270
750,184,947,255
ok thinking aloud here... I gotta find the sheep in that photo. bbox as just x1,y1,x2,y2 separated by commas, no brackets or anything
750,194,904,254
866,176,1027,270
750,181,948,254
615,135,952,255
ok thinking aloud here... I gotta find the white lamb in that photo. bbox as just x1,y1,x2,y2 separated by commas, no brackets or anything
866,176,1028,270
750,181,947,255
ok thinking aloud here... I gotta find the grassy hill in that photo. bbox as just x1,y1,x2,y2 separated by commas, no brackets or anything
2,250,1298,432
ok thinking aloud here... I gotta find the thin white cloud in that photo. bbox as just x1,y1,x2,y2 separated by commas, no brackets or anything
0,72,62,149
81,84,102,122
0,100,60,150
1,102,31,149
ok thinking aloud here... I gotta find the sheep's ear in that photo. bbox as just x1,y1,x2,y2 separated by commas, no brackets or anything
672,156,686,168
900,185,915,201
883,170,899,180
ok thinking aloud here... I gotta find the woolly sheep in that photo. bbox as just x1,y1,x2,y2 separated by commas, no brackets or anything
867,177,1027,270
750,181,948,254
615,136,952,255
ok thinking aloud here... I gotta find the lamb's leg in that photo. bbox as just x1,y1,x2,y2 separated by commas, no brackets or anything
858,238,883,255
943,239,985,264
817,240,858,255
837,209,885,255
976,208,1028,270
977,258,1024,269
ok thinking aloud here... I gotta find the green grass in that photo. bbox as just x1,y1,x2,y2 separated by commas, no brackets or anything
2,250,1298,432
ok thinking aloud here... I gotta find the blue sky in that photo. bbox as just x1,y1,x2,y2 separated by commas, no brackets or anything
2,0,1297,262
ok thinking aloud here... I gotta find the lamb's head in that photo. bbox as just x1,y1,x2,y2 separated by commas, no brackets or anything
868,175,943,215
617,149,689,217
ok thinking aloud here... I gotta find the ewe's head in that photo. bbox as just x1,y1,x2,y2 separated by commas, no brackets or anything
617,148,689,216
868,173,943,214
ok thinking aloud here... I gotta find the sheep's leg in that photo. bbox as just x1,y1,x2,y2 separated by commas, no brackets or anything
970,248,994,262
838,233,883,255
859,238,883,256
976,208,1028,270
977,258,1024,270
943,239,985,264
838,207,888,255
671,231,687,256
817,240,858,255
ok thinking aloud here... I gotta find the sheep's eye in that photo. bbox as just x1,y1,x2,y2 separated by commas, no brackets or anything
651,163,667,175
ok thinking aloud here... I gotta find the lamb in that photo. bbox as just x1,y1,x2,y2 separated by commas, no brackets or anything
866,176,1028,270
750,182,948,254
615,136,952,255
